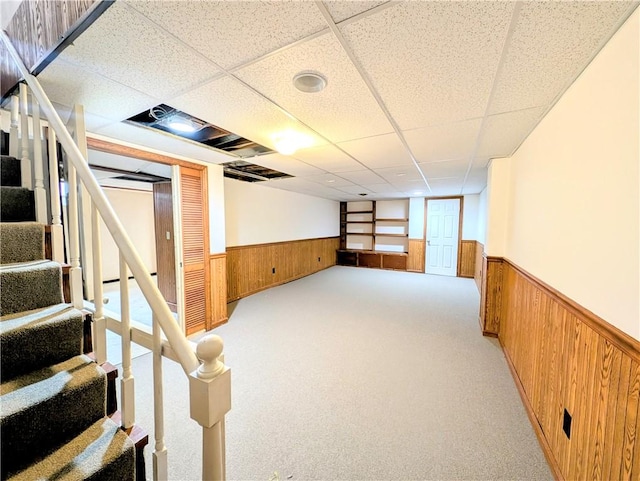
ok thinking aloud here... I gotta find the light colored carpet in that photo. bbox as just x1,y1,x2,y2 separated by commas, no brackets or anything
120,266,552,481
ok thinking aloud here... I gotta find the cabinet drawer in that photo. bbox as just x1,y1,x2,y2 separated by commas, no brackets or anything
359,252,382,268
382,254,407,270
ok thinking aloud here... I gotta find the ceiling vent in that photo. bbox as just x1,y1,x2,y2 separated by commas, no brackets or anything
221,160,292,183
126,104,274,158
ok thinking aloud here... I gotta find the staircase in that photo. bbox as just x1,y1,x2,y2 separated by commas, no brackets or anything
0,152,137,479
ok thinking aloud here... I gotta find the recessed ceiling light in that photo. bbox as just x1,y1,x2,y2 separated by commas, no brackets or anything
293,71,327,93
167,118,197,133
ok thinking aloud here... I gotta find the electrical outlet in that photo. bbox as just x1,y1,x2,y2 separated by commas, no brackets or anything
563,409,572,439
272,267,276,274
318,257,321,262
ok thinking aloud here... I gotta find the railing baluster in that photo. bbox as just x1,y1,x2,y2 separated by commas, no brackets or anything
153,315,168,481
120,252,135,429
91,205,106,364
67,161,83,309
19,83,32,189
46,128,64,262
9,95,19,158
31,98,47,224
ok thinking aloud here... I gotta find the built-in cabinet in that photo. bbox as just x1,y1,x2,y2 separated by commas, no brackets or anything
337,200,409,271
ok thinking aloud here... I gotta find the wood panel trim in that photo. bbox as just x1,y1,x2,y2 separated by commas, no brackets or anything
209,253,228,328
226,236,339,250
407,238,425,273
501,336,565,481
502,257,640,364
226,237,339,302
459,240,476,278
86,137,206,169
474,241,484,293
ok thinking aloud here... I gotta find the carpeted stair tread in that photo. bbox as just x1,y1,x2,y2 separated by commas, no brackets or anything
0,354,107,477
0,221,44,264
1,155,21,187
6,416,135,481
0,186,35,222
0,259,63,316
1,303,83,381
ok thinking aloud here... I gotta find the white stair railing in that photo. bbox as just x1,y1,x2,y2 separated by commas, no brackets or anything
2,30,231,481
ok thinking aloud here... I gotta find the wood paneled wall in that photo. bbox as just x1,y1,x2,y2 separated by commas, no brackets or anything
483,257,640,480
407,239,425,273
209,253,227,328
459,240,476,278
1,0,107,98
479,255,503,336
226,237,339,301
474,242,483,293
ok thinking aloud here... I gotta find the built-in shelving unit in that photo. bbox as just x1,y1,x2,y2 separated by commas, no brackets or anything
338,199,409,271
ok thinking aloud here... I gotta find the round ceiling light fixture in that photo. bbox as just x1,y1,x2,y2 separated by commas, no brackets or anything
293,71,327,93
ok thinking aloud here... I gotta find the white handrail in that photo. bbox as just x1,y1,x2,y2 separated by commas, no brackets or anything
1,29,200,375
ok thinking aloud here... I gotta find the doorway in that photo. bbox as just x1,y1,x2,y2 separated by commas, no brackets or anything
425,197,462,276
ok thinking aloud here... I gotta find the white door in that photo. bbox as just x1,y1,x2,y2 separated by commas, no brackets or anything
425,198,460,276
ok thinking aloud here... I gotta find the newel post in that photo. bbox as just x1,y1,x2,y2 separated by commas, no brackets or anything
189,335,231,481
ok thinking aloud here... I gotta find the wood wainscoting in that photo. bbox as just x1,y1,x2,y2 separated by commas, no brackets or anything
459,240,476,278
479,255,503,336
209,253,228,328
407,239,425,273
226,237,339,302
481,257,640,480
474,242,484,293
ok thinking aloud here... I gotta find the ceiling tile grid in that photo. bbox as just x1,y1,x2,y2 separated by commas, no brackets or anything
38,60,159,127
418,159,471,180
477,106,546,159
56,2,220,100
323,1,390,23
487,1,636,114
236,32,394,143
250,153,326,177
339,1,515,130
292,144,364,172
403,118,482,164
337,133,413,169
126,0,328,70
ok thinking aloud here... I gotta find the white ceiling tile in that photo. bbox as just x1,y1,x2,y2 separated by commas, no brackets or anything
337,133,413,169
362,184,403,194
171,77,326,154
39,60,159,123
87,150,147,171
334,185,375,195
424,178,464,197
477,107,545,158
335,170,387,184
375,166,424,183
419,159,471,180
58,2,220,99
488,1,636,114
127,0,327,70
302,173,355,188
292,144,363,172
250,153,325,177
97,178,153,191
236,33,393,143
403,118,482,163
341,1,514,129
323,1,390,24
141,162,173,178
462,169,488,194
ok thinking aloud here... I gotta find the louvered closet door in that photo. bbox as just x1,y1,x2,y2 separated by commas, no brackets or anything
180,166,210,335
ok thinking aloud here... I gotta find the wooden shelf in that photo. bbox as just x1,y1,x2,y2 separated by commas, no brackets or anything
374,233,408,237
345,221,373,224
346,210,374,214
346,232,374,236
376,218,409,222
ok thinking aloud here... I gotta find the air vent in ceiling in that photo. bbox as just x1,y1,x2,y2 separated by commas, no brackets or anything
222,160,292,183
126,104,274,158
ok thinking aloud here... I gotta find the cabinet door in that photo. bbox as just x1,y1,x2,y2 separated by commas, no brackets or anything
153,182,177,312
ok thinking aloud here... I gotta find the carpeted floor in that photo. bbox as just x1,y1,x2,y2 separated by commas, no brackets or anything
120,266,553,481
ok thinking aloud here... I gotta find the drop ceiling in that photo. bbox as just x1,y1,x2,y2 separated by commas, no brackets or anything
30,0,638,200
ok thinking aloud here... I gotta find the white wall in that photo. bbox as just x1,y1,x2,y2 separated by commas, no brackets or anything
408,197,425,239
100,187,157,281
503,8,639,340
1,1,21,28
462,194,479,240
477,187,487,245
485,158,511,256
224,179,339,246
207,164,226,253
